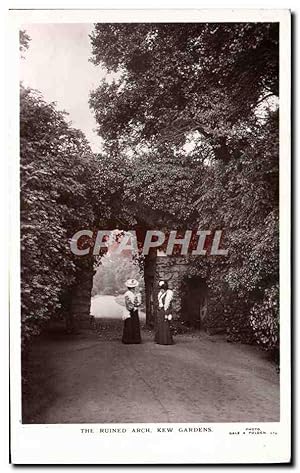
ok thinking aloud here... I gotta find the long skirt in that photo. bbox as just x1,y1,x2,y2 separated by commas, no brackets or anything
122,309,141,344
155,309,174,345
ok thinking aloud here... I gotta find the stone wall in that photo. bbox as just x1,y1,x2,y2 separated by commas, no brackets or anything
154,256,190,319
145,254,200,327
66,258,94,332
144,254,226,333
143,252,157,326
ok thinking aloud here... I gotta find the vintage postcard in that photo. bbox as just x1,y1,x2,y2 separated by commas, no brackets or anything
9,8,291,464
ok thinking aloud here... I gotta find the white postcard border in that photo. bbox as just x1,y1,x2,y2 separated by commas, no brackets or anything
9,8,291,464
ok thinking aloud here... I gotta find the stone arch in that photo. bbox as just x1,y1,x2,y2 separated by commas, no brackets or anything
66,204,185,332
65,256,95,333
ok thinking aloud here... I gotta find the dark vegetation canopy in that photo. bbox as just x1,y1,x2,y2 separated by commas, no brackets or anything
20,85,126,344
20,23,279,354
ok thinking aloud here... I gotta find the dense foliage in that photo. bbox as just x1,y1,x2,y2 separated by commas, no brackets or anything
90,23,278,155
20,23,280,354
89,23,279,352
92,253,144,296
21,85,91,342
20,85,127,345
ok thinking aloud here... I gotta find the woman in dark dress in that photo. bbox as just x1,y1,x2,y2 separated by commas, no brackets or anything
122,279,142,344
156,280,174,345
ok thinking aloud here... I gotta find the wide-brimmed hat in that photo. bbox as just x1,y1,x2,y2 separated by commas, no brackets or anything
125,278,139,288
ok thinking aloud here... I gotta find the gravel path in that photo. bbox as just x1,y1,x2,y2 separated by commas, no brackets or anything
24,297,279,424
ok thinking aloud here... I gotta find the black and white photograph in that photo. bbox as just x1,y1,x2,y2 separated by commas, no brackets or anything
9,8,291,464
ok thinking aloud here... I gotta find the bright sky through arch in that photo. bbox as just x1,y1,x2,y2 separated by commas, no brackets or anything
20,23,105,152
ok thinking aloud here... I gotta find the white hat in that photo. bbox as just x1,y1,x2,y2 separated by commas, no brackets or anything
159,280,165,287
125,278,139,288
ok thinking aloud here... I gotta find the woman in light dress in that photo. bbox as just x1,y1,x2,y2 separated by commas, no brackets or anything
156,280,174,345
122,279,142,344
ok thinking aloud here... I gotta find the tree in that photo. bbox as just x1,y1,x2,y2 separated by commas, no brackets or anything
92,253,144,296
20,84,128,343
89,23,278,158
20,30,31,55
89,23,279,352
